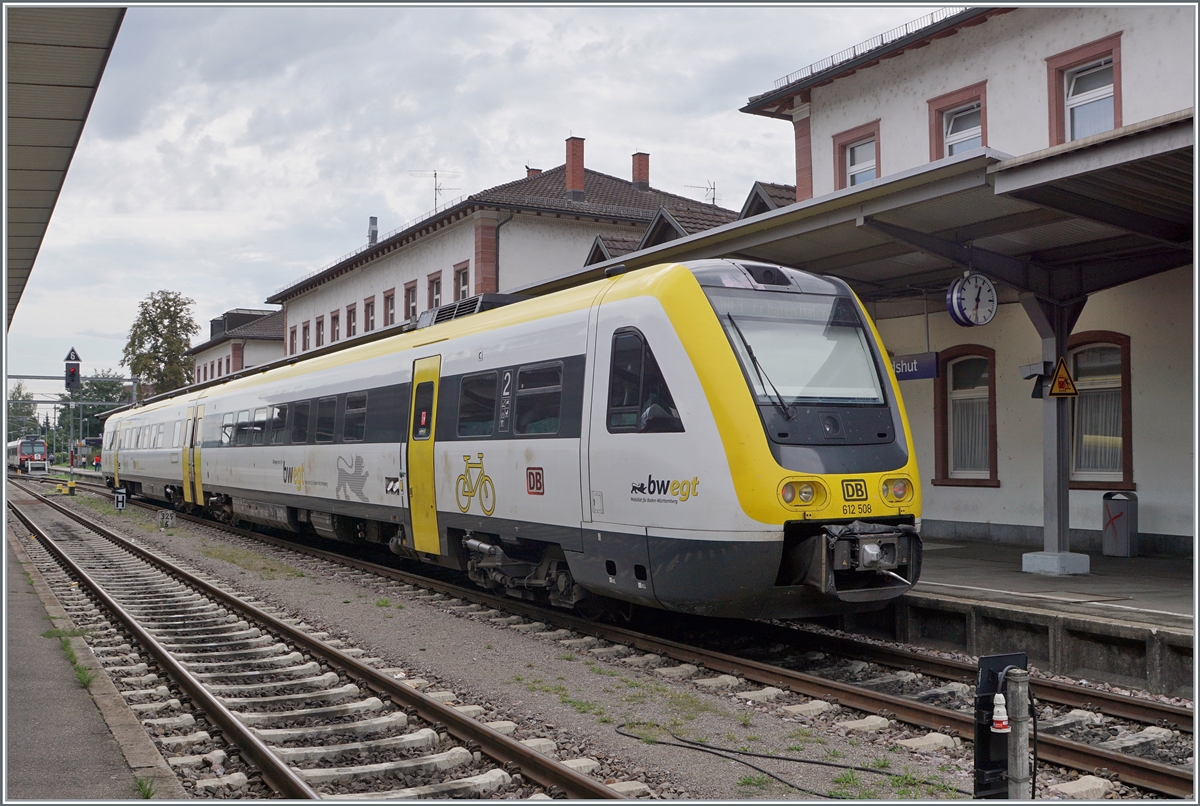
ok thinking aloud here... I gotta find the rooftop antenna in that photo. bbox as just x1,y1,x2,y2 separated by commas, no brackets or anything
685,180,719,206
408,170,462,212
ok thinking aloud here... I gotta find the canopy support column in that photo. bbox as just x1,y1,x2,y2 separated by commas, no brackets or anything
1019,293,1089,575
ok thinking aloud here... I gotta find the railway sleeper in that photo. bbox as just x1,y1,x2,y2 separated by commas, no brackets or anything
232,696,384,726
219,682,361,707
170,642,291,661
270,727,439,763
208,672,344,697
252,711,409,742
349,768,512,800
295,746,473,784
154,630,267,648
189,661,322,681
182,650,304,671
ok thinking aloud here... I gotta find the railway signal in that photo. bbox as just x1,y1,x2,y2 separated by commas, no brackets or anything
64,347,81,391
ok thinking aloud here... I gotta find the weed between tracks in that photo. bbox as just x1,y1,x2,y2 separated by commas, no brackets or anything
200,541,304,580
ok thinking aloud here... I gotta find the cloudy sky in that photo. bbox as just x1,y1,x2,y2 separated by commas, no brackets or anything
7,4,930,408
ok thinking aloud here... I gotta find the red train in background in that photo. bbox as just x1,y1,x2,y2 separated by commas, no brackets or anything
7,436,49,473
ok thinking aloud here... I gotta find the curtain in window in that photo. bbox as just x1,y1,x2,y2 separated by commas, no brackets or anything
951,398,988,472
1074,389,1121,472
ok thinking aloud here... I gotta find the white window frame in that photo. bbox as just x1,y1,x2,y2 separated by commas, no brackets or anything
1065,58,1114,142
947,356,990,479
944,102,982,157
431,278,442,309
406,287,417,320
456,268,470,301
1069,343,1122,482
846,138,876,187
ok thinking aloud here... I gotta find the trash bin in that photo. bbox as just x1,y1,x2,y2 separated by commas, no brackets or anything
1101,492,1138,557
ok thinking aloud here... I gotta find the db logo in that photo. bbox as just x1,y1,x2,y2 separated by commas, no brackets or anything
526,467,544,495
841,479,868,501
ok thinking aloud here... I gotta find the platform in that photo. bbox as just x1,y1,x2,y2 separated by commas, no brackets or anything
848,538,1194,697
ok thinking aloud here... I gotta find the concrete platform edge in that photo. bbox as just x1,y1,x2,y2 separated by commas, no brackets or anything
7,527,187,799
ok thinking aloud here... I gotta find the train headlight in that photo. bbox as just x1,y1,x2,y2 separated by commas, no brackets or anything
779,480,820,508
882,477,911,502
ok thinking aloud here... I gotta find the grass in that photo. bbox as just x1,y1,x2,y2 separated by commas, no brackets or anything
737,710,753,727
825,748,844,759
135,778,156,799
737,775,770,789
872,756,891,769
667,691,724,721
833,770,860,787
485,644,493,650
343,600,352,604
58,637,95,688
375,598,391,607
587,662,618,676
42,627,90,638
200,542,304,580
624,721,663,744
556,652,576,661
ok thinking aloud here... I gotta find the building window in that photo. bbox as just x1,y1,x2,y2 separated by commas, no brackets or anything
384,292,395,326
1065,59,1114,141
347,305,357,337
455,264,470,301
289,327,296,355
944,103,982,155
429,274,442,309
331,312,339,342
832,120,880,191
932,345,998,487
302,322,310,351
315,316,324,347
1068,331,1133,489
225,356,230,374
948,357,989,478
364,299,375,332
1047,33,1121,146
928,82,987,161
405,285,417,320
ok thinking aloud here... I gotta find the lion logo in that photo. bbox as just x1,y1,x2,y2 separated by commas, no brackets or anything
335,455,370,502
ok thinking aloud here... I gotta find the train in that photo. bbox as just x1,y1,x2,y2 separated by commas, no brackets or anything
7,436,49,474
100,259,922,620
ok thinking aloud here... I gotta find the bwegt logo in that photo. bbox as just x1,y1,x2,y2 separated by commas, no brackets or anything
631,474,700,501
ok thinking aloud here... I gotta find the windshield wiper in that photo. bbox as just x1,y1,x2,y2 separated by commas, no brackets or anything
727,314,793,421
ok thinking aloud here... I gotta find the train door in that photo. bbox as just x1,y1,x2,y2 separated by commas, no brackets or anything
190,405,205,505
113,425,121,486
406,356,442,555
181,406,195,504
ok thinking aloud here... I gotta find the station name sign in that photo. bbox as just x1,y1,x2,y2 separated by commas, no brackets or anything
892,352,938,381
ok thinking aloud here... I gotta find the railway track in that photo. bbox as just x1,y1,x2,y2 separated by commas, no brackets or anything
7,481,622,800
27,476,1194,798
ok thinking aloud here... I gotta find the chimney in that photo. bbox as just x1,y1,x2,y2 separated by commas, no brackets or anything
632,152,650,191
367,216,378,245
526,166,542,178
565,136,585,201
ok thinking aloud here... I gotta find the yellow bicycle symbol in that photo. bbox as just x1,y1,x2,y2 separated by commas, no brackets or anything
456,453,496,515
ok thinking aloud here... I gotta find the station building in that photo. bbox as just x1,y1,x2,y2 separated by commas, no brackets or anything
184,308,284,383
266,140,736,357
525,6,1195,563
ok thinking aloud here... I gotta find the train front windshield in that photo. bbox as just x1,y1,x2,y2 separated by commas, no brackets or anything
22,440,45,456
706,288,885,405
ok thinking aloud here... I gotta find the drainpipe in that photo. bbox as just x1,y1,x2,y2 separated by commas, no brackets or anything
494,209,515,291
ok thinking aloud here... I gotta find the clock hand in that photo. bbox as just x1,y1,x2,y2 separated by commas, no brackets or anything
973,285,982,316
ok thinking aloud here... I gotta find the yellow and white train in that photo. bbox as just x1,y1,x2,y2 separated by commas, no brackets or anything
101,259,922,620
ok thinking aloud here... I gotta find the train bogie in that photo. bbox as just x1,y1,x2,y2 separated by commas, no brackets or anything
101,259,922,621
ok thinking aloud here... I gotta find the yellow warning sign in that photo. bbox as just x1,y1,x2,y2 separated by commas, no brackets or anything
1047,356,1079,397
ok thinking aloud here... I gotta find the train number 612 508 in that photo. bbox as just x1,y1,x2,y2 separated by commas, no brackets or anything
843,503,873,515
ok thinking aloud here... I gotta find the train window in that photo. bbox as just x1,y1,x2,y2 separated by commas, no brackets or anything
251,408,268,445
457,372,497,437
315,397,336,443
184,419,194,450
292,401,311,443
514,363,562,435
343,393,367,442
412,382,434,440
607,330,684,433
172,420,182,448
156,423,165,448
221,413,234,446
270,405,288,444
234,410,251,446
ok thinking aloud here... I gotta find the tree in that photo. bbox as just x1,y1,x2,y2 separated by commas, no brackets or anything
122,290,199,395
56,369,131,441
7,382,37,442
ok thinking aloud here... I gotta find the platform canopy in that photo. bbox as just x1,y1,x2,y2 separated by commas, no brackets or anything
518,109,1193,318
6,7,125,330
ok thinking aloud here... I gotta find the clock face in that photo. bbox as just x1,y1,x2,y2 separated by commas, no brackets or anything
947,273,997,326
